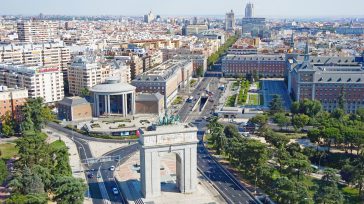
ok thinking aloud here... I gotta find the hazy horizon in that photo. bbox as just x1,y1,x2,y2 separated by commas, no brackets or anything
1,0,364,18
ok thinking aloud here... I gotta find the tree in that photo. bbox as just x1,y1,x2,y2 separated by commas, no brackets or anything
314,168,344,204
356,108,364,122
291,99,322,117
338,87,345,110
0,159,8,185
9,167,45,195
307,129,322,146
269,94,284,114
196,66,204,77
292,114,310,132
6,193,47,204
273,177,311,204
238,139,269,179
249,114,269,135
331,108,345,120
1,111,15,137
340,150,364,197
223,124,240,138
273,112,291,130
50,146,72,177
322,127,341,151
15,132,50,169
265,131,289,148
79,87,90,97
53,176,87,204
21,98,54,132
291,101,300,115
286,151,311,179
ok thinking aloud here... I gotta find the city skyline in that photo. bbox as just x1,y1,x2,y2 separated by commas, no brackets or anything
1,0,364,18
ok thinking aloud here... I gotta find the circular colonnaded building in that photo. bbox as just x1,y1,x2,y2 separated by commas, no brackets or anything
90,78,136,117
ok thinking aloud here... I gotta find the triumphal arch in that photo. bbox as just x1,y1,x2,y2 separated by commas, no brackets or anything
139,122,198,198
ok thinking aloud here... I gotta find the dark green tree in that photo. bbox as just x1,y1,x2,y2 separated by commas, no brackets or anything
314,168,344,204
21,97,54,132
223,124,240,138
269,94,284,114
6,193,47,204
53,176,87,204
0,159,8,185
79,87,90,97
196,66,204,77
15,132,50,169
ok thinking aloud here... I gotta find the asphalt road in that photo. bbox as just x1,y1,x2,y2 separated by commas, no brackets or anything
261,79,292,110
47,122,136,204
197,132,256,204
178,77,213,122
176,77,258,204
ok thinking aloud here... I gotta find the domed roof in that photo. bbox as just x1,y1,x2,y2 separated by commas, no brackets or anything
90,78,135,93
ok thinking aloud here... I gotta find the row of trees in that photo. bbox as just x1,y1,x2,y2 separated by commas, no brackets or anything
207,35,238,66
237,80,250,105
207,117,346,203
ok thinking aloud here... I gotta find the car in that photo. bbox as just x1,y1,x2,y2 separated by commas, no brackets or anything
87,173,94,178
112,187,119,195
109,166,115,171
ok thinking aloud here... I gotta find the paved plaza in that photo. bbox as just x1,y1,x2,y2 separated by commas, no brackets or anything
116,152,224,204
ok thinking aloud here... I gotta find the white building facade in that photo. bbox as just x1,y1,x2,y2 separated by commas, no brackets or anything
0,64,64,103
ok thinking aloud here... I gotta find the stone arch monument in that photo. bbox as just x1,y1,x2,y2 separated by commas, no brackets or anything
139,124,198,198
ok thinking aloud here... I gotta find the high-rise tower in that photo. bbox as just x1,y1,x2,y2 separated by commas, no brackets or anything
245,2,254,18
225,10,235,31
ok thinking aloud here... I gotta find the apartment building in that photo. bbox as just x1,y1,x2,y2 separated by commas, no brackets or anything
222,54,286,77
0,64,64,103
131,59,193,108
17,20,59,43
0,86,28,122
0,42,71,79
68,56,101,96
172,55,207,76
68,56,132,96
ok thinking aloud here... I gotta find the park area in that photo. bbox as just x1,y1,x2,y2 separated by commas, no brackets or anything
0,143,18,160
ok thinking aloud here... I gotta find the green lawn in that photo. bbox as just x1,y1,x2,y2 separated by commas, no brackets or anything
247,94,259,105
49,140,67,151
0,143,18,159
225,94,237,107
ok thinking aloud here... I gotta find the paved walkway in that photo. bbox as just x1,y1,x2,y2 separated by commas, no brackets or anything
116,152,224,204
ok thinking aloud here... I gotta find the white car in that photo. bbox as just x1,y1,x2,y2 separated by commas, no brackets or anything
109,166,115,171
112,187,119,195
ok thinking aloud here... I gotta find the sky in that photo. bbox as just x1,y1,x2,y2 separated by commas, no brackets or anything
0,0,364,18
